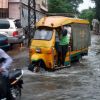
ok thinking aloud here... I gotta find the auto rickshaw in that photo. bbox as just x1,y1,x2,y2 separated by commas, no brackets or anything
28,16,91,72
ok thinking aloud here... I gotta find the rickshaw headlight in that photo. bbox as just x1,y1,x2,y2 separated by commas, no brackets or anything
36,48,41,53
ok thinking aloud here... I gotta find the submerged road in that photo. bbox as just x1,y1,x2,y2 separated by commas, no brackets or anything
9,34,100,100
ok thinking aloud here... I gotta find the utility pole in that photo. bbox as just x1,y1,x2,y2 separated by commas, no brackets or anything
28,0,36,45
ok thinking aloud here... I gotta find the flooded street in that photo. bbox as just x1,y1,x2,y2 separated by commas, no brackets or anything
9,34,100,100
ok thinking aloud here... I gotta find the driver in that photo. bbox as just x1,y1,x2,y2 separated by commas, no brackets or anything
0,48,13,100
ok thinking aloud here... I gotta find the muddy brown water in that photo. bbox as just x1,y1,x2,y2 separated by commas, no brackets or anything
8,34,100,100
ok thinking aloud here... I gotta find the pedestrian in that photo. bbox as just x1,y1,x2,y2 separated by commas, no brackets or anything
92,18,99,34
0,48,13,100
59,27,70,67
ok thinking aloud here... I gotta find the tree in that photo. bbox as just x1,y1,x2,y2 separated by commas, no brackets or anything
79,8,95,29
91,0,100,20
48,0,83,13
79,8,95,23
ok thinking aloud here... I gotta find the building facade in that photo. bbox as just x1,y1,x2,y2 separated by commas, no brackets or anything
0,0,8,18
0,0,48,27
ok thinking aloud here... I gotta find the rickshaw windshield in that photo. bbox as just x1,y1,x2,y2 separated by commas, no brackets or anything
33,29,53,40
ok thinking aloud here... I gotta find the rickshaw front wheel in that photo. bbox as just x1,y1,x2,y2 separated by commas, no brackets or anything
28,63,35,72
34,60,46,72
28,63,40,72
34,65,40,72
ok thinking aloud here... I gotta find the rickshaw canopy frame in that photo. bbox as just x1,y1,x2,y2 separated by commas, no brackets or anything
36,16,89,28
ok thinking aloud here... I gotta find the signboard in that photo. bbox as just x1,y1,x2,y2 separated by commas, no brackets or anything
0,0,8,8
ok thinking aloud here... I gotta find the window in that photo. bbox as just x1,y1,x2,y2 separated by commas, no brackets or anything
0,9,8,18
0,20,10,29
34,29,52,40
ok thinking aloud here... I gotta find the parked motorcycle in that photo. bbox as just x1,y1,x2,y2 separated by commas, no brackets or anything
0,69,23,100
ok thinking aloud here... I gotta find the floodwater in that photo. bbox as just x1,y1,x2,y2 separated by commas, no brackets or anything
9,34,100,100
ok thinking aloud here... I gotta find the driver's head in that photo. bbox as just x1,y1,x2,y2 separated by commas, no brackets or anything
62,29,67,36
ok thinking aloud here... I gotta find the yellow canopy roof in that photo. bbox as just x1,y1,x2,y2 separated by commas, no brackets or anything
36,16,89,28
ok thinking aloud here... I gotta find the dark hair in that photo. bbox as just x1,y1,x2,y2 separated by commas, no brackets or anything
62,29,67,36
0,58,6,63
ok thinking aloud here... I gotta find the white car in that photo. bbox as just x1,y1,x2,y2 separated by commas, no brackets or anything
0,19,25,44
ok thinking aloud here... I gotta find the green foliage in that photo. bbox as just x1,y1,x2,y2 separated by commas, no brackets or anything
91,0,100,20
79,8,95,23
48,0,83,13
